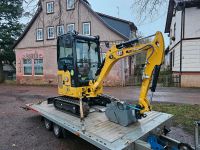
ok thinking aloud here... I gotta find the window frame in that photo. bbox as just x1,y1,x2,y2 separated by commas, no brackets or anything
66,0,75,10
57,25,65,36
34,59,44,76
67,23,75,32
46,1,54,14
36,28,44,41
23,59,32,76
82,22,91,36
47,26,55,40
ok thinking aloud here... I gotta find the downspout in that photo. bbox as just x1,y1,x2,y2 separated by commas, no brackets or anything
179,5,185,87
77,0,80,32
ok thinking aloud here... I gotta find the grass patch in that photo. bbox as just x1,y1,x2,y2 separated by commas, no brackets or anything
152,102,200,133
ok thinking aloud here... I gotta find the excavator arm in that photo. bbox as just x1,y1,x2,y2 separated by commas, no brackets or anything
91,31,165,116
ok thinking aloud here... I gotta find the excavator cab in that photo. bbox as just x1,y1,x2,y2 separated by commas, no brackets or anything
57,32,102,96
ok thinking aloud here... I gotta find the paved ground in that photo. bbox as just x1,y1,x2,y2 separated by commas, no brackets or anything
105,86,200,104
0,84,199,150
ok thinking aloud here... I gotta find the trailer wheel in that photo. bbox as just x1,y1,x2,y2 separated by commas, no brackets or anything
44,119,53,131
53,124,63,138
178,143,193,150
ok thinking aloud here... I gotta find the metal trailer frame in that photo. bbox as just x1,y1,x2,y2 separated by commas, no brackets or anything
26,101,173,150
195,121,200,150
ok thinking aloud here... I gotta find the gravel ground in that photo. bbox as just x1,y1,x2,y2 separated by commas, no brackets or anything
0,84,198,150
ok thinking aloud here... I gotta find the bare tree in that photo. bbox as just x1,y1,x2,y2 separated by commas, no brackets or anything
132,0,168,24
23,0,39,18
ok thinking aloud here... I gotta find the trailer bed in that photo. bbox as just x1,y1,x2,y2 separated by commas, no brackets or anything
27,101,173,150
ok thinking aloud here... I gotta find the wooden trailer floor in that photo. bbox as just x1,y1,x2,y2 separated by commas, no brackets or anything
27,101,173,150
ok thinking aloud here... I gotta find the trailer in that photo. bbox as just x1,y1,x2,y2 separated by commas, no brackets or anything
26,101,194,150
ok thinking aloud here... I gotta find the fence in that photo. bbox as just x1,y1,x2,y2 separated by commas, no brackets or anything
125,74,180,87
158,74,180,87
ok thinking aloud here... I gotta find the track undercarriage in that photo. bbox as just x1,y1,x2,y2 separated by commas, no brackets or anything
47,94,115,117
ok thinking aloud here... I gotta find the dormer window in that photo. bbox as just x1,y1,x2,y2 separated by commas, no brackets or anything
47,2,54,14
67,0,75,10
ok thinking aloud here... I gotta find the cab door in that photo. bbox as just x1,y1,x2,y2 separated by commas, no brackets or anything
57,35,74,95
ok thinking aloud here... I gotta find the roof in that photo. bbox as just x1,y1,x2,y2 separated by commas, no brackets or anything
165,0,200,33
165,0,175,33
97,12,137,38
13,0,137,49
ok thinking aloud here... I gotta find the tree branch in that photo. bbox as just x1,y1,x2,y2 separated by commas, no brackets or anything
131,0,168,24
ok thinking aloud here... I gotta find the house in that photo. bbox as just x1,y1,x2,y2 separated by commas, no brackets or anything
165,0,200,87
13,0,137,86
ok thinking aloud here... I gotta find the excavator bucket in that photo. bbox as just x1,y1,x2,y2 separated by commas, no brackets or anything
105,101,138,126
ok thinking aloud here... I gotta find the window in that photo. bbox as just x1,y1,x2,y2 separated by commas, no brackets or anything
23,59,32,75
36,28,43,41
67,23,75,32
57,25,64,36
46,2,54,14
58,39,73,71
76,39,99,81
47,26,55,39
59,47,73,59
82,22,91,35
34,59,43,75
67,0,75,10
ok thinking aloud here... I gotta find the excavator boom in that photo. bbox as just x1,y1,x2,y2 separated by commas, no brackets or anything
91,31,165,116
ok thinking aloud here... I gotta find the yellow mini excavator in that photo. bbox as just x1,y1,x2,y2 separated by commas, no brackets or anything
48,31,165,126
